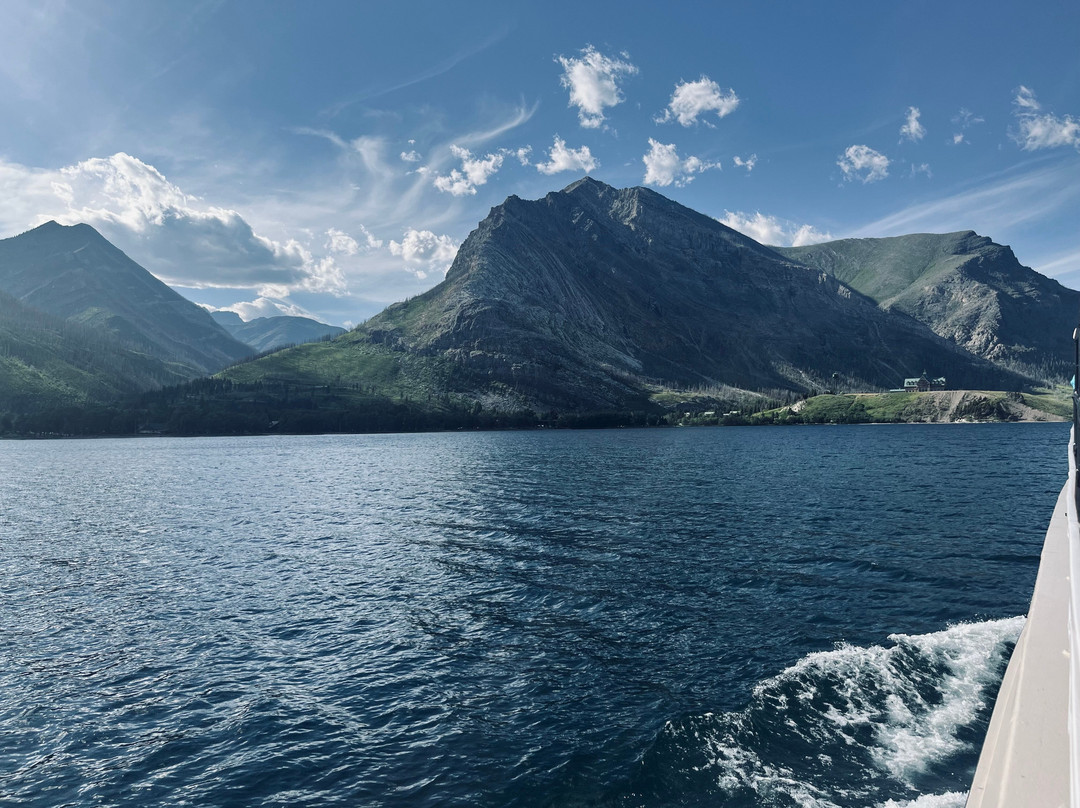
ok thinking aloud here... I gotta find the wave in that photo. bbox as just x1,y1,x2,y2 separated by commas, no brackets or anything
621,616,1024,807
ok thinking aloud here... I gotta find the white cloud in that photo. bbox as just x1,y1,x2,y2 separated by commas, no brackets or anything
910,163,933,179
214,296,313,321
433,145,504,196
514,146,533,166
389,228,459,278
855,161,1080,238
1015,85,1041,111
642,139,720,187
837,145,890,183
718,211,833,247
900,106,925,142
325,225,381,255
733,154,757,172
951,108,984,145
535,136,598,175
400,150,422,162
656,77,739,127
556,45,638,129
1012,86,1080,151
38,152,336,290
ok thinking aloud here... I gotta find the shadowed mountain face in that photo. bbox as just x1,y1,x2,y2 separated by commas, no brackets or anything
0,222,251,375
0,287,194,413
211,311,345,353
777,233,1080,383
229,179,1027,413
357,179,1025,407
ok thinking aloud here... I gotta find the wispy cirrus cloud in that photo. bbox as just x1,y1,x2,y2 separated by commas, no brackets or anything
837,144,890,183
854,160,1080,238
535,136,597,175
642,139,720,187
656,77,739,127
556,45,638,129
951,108,984,145
718,211,832,246
1012,85,1080,151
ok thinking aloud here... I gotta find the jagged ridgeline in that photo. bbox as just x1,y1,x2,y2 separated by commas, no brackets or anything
223,178,1030,414
777,232,1080,386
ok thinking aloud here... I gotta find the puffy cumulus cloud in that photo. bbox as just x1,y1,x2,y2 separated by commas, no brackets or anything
900,106,925,142
433,145,504,196
325,225,382,255
718,211,833,247
400,150,422,162
733,154,757,172
1012,86,1080,151
212,296,314,321
837,145,890,183
535,136,598,175
0,152,354,293
642,139,720,187
556,45,638,129
514,146,533,166
389,228,459,279
656,77,739,127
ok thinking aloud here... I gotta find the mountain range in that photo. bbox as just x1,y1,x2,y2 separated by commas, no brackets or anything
210,310,345,353
777,232,1079,383
0,181,1073,428
223,178,1036,415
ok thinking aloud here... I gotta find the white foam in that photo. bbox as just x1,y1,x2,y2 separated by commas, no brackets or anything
873,617,1025,783
879,791,968,808
692,616,1025,805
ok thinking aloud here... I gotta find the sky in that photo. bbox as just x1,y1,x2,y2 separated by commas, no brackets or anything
1,0,1078,327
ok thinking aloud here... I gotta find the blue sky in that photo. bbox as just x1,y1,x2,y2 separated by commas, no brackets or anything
1,0,1078,327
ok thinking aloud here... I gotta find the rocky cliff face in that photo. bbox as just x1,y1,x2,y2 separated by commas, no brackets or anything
353,178,1025,410
778,232,1079,383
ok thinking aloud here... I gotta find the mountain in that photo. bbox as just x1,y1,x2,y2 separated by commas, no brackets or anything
0,287,192,415
223,179,1027,413
0,221,251,375
776,232,1079,383
211,310,346,352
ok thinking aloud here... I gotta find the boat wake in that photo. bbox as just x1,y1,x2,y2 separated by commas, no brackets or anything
622,617,1024,807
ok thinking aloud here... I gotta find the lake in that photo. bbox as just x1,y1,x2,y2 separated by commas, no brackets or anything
0,423,1068,807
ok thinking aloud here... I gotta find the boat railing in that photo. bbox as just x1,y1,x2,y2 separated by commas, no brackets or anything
1070,327,1080,807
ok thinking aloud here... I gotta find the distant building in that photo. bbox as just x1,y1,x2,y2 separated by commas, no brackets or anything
903,371,947,392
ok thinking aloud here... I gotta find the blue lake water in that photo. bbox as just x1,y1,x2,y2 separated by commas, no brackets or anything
0,423,1068,807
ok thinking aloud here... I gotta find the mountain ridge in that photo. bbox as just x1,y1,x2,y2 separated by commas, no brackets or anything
777,232,1079,382
0,221,251,375
224,178,1030,413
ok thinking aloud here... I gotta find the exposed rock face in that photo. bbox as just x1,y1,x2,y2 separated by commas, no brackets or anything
211,311,345,353
0,221,251,375
778,232,1079,382
354,179,1024,410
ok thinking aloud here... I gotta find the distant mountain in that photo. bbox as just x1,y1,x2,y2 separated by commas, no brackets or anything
0,221,251,375
776,232,1079,383
211,310,345,352
223,179,1027,413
